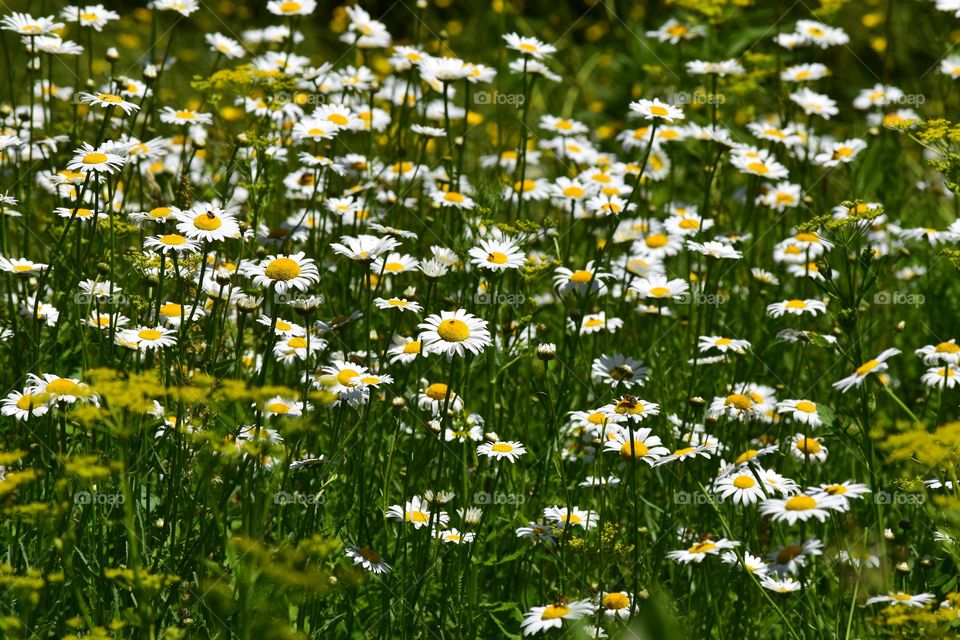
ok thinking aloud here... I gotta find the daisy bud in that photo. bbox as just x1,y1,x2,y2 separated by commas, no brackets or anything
896,321,905,332
427,419,442,433
106,47,119,62
883,528,894,539
235,295,260,314
391,396,406,411
215,271,232,285
236,133,249,146
868,126,880,136
895,562,910,574
537,342,556,361
920,555,932,567
0,104,11,117
289,296,322,316
85,78,96,90
96,262,110,276
484,432,500,442
416,0,427,8
454,136,464,146
143,64,158,80
688,396,705,407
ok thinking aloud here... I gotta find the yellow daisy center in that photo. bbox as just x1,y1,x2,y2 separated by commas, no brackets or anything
733,475,755,489
603,593,629,610
159,303,182,317
437,319,470,342
620,440,649,458
264,257,302,281
855,360,879,376
645,233,668,248
425,383,448,400
540,605,570,620
795,437,821,454
83,152,108,165
724,394,754,410
785,495,817,511
46,379,79,395
795,401,817,413
193,213,222,231
138,329,163,341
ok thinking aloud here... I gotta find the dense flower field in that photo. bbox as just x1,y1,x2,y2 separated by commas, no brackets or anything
2,0,960,637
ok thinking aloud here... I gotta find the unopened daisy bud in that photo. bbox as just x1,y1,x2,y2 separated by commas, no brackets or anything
391,396,406,410
106,47,119,62
0,104,11,117
537,342,556,361
194,138,206,150
155,518,165,528
85,78,96,90
427,419,442,433
143,64,158,80
96,262,110,276
868,126,880,136
688,396,705,407
289,296,322,316
236,133,249,146
920,555,932,567
214,271,232,285
416,0,427,8
484,432,500,442
802,195,814,204
896,321,905,332
425,490,455,504
883,528,894,539
454,136,464,146
235,295,261,314
895,562,910,574
403,286,416,297
458,507,482,524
